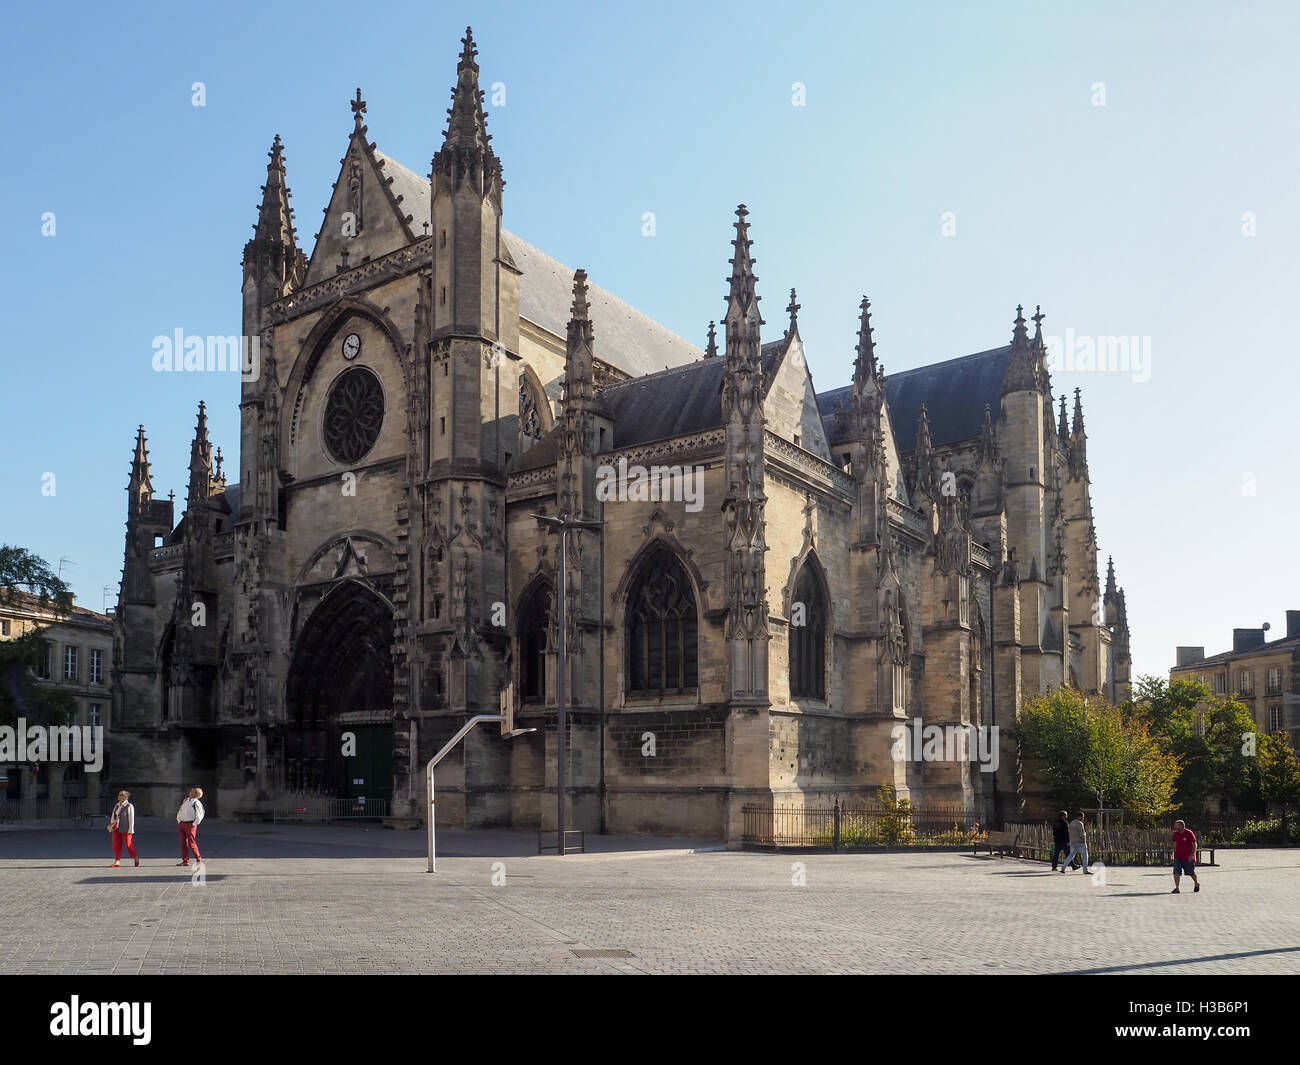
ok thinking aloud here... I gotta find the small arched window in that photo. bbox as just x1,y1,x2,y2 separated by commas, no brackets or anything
518,582,551,702
790,562,827,700
626,546,698,697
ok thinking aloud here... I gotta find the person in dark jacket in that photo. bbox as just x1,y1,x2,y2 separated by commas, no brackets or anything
1050,811,1081,868
1051,810,1071,870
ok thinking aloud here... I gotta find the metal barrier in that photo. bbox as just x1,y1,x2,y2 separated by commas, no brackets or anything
743,802,985,849
272,796,388,823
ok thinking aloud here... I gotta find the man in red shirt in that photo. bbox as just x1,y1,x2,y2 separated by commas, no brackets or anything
1172,819,1200,894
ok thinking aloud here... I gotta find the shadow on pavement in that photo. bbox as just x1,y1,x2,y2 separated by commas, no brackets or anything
0,818,722,862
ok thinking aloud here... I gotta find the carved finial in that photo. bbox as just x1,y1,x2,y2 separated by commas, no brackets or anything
725,204,761,328
705,320,718,358
1058,394,1069,441
570,268,590,321
351,88,366,129
1011,304,1028,346
786,288,800,330
1073,386,1085,435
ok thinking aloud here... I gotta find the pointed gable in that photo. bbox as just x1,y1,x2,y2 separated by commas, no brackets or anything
303,92,420,285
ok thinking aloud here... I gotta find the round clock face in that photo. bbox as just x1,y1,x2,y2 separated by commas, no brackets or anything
342,333,361,360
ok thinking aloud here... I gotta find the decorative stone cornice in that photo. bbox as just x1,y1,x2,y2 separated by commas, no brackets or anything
764,431,854,497
267,238,434,324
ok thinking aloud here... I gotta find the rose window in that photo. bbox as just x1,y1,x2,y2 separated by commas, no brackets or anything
324,367,384,464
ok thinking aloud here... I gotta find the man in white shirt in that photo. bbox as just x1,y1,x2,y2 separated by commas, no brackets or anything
176,786,205,867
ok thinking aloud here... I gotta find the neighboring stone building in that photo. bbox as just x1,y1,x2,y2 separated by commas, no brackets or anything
111,28,1133,838
1171,612,1300,749
1,592,112,817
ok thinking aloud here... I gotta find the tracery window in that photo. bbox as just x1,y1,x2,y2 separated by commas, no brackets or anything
790,562,826,700
626,547,698,697
324,367,384,464
519,582,551,702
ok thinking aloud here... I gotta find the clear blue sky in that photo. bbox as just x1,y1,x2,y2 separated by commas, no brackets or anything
3,0,1297,685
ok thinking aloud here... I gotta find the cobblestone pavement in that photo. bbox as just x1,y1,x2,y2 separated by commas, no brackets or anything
1,821,1296,974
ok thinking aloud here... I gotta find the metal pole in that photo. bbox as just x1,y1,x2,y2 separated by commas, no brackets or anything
556,522,568,857
426,713,505,873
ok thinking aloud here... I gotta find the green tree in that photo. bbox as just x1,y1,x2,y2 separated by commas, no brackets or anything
1126,676,1262,819
1258,731,1300,836
1020,688,1179,825
0,545,76,727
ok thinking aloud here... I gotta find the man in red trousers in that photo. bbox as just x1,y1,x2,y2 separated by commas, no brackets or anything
175,786,205,866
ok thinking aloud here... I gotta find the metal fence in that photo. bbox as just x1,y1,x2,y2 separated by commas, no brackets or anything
271,796,389,823
743,802,986,849
0,797,99,825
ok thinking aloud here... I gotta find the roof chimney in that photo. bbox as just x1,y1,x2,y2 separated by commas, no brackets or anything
1286,610,1300,639
1176,646,1206,667
1232,628,1267,653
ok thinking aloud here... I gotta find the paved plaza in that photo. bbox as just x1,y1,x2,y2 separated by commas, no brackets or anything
0,820,1297,975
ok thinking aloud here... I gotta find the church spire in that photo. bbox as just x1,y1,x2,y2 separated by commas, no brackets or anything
1072,387,1086,436
978,403,997,463
705,320,718,358
853,296,880,394
187,402,214,508
1058,393,1069,441
1104,555,1117,601
128,425,154,512
243,133,304,293
560,269,596,516
566,268,594,370
1001,304,1043,394
432,26,502,201
725,204,761,332
721,206,764,423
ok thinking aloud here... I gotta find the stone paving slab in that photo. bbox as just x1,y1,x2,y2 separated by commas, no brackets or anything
0,824,1296,974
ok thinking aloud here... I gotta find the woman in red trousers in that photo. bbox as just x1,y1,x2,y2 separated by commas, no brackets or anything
108,790,139,867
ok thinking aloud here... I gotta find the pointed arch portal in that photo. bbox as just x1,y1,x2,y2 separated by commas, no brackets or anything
285,581,394,799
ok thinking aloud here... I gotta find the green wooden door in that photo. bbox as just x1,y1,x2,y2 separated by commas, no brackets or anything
344,726,393,809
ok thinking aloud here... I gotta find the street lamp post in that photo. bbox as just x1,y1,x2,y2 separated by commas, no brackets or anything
533,512,603,856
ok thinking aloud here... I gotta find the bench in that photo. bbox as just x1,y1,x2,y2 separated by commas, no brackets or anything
974,829,1023,858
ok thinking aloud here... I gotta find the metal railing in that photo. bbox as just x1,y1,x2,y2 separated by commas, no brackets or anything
271,796,388,822
743,802,986,849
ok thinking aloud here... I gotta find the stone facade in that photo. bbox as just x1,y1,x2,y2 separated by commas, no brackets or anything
1,592,113,817
111,28,1133,839
1170,613,1300,748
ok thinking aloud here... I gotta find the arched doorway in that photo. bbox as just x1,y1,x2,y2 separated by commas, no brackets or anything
285,581,394,804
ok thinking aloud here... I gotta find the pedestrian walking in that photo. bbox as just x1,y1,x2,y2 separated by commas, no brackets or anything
108,790,139,868
1057,812,1090,874
1051,810,1071,870
1171,819,1200,894
176,786,205,866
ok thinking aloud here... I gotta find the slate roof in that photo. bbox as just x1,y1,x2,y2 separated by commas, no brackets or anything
604,358,727,448
818,345,1011,450
1172,634,1300,669
374,152,703,378
2,589,113,626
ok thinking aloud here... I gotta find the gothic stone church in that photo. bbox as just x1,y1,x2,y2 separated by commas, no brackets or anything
112,28,1133,840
